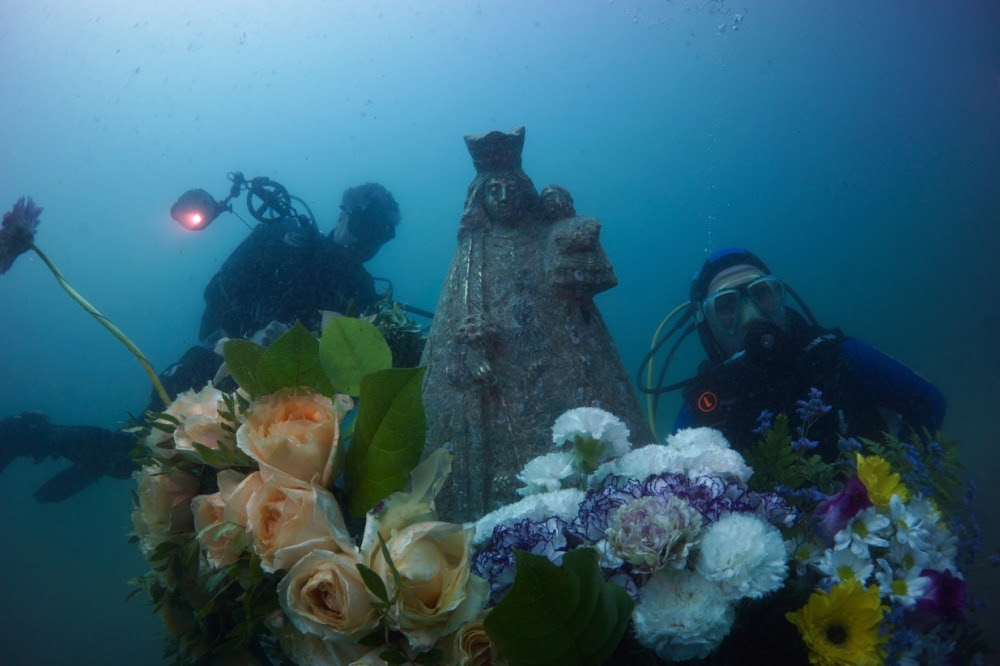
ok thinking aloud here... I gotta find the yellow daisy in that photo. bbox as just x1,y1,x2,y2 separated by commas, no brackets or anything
855,453,909,509
786,580,887,666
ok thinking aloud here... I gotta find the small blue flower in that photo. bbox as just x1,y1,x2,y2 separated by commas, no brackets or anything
794,387,832,424
791,437,819,452
752,409,774,435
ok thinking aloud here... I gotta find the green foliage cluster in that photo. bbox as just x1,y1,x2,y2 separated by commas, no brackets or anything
861,430,967,517
127,541,281,664
744,413,837,495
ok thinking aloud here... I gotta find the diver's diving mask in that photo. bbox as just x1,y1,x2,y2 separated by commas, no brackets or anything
700,274,786,336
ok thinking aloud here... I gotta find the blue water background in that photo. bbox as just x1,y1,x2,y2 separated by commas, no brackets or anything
1,1,997,663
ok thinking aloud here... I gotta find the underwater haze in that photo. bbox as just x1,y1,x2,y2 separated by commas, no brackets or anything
1,0,998,663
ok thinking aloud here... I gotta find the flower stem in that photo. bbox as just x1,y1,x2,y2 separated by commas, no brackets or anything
30,243,172,407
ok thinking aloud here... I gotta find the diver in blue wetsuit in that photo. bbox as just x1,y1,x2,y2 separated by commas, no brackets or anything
0,181,403,501
638,248,945,458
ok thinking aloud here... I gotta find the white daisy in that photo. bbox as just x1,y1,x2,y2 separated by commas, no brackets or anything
888,494,932,552
874,557,931,607
920,521,959,572
833,506,891,557
788,537,826,576
816,547,874,585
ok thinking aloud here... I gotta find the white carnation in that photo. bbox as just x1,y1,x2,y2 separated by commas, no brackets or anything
665,427,732,454
470,488,586,547
586,444,682,489
682,447,752,484
633,569,734,661
516,452,577,496
665,427,752,483
551,407,631,458
695,513,787,600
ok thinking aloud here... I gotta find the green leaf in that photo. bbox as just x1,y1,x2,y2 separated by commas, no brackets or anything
378,532,403,596
484,548,633,666
319,317,393,396
257,321,335,396
380,649,409,665
222,339,267,398
356,563,390,603
146,411,180,425
193,597,217,623
359,626,386,647
745,413,803,492
414,648,443,664
148,420,178,434
345,367,427,517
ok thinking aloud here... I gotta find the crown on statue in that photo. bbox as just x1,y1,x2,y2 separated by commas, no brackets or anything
464,126,526,174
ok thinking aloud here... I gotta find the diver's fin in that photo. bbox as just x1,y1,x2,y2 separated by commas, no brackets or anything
33,464,100,503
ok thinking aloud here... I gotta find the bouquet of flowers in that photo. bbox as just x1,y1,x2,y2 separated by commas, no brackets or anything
466,391,985,665
131,312,984,666
747,390,985,665
469,409,794,663
129,319,491,665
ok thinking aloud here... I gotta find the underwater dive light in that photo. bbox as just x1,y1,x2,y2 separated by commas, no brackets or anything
170,188,227,231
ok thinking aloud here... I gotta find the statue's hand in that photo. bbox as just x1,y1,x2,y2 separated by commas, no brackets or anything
463,346,495,385
450,314,495,385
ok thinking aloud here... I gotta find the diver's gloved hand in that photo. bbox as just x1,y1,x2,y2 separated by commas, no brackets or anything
0,411,55,472
0,412,137,502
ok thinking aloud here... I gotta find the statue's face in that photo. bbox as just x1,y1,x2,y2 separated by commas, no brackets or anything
484,176,524,224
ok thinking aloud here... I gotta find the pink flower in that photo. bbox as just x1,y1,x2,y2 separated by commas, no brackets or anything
0,197,42,274
916,568,967,622
813,475,871,540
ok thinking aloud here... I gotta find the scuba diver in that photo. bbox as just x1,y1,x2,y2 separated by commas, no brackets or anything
638,247,946,459
1,174,408,501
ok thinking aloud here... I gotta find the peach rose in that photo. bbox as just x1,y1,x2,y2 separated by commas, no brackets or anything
191,469,255,571
365,520,489,652
131,464,200,552
146,383,232,458
277,549,380,645
245,472,354,573
443,614,508,666
223,469,264,527
236,387,353,485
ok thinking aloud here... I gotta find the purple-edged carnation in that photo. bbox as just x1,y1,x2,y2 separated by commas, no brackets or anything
569,472,796,543
1,197,42,275
813,474,872,540
471,516,567,599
